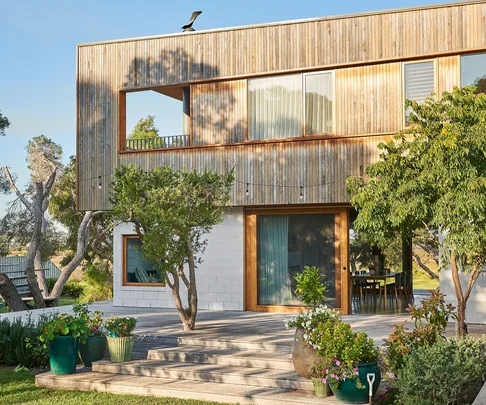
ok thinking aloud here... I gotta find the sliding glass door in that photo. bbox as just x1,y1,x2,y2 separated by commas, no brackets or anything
245,208,347,312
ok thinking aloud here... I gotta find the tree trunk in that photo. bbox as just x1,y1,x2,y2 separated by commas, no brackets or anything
412,252,439,280
24,183,46,309
186,247,198,330
34,250,49,297
49,211,98,305
450,250,467,337
0,274,29,311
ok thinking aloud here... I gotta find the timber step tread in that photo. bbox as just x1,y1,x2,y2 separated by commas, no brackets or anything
92,359,313,391
147,346,294,369
172,336,293,353
35,370,336,405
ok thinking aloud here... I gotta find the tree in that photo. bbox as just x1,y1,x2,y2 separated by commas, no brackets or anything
49,156,113,264
111,164,234,331
0,136,103,310
129,116,159,139
0,110,10,136
347,86,486,336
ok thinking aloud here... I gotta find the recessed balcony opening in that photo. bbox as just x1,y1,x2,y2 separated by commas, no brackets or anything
124,86,190,151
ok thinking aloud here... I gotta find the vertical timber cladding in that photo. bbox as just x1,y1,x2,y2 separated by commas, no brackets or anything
117,135,388,206
77,2,483,211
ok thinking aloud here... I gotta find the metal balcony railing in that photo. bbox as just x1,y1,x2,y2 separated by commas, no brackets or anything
125,135,190,151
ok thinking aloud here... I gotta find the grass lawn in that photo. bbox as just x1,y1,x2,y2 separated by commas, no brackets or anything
413,273,439,291
0,297,79,314
0,368,234,405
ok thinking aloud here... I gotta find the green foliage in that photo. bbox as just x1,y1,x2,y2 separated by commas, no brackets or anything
110,164,234,326
39,314,90,346
105,316,137,337
294,266,327,308
0,110,10,136
73,303,104,337
46,278,57,292
0,313,57,368
80,261,113,303
394,337,486,405
382,289,457,375
62,282,85,299
129,115,159,139
347,86,486,261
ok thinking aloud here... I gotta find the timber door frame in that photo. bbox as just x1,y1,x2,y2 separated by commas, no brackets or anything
244,206,349,314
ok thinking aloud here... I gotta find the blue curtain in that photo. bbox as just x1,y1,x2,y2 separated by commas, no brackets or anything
258,215,292,305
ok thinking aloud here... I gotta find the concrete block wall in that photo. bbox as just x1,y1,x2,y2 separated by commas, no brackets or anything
113,207,245,311
440,269,486,324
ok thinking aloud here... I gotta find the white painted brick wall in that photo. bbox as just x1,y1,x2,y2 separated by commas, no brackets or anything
113,207,244,311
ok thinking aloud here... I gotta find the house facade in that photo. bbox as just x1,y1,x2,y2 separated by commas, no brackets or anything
77,1,486,320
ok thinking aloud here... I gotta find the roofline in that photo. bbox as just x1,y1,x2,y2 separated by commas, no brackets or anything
77,0,485,48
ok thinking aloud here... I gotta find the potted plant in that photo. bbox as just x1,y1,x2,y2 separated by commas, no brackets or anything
317,321,381,404
285,265,333,378
74,304,107,367
105,316,137,362
285,305,340,378
39,313,89,375
311,361,333,397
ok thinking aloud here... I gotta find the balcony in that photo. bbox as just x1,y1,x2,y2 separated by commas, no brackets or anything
125,135,190,151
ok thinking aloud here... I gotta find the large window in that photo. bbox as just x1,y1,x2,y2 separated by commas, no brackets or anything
404,61,435,125
256,213,337,307
461,53,486,93
305,72,334,135
123,236,164,286
249,74,302,140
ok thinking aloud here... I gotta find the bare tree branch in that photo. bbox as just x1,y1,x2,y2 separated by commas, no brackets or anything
1,166,33,213
412,251,439,280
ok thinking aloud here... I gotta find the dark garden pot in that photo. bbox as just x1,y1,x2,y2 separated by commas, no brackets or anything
106,336,135,363
330,362,381,404
49,336,79,375
292,328,321,378
78,336,107,367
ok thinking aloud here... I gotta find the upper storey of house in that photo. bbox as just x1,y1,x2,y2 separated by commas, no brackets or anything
77,1,486,211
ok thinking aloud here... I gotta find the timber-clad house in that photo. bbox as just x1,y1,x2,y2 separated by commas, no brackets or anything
76,1,486,320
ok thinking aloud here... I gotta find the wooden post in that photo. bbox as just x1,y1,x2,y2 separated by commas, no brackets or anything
402,236,413,302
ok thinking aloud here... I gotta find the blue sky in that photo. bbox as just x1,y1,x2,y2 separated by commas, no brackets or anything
0,0,445,213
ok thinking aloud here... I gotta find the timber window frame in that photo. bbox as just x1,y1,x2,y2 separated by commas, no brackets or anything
402,59,438,127
122,235,165,287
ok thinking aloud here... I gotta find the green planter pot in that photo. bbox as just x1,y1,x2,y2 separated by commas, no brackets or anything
106,336,135,362
330,362,381,404
311,377,333,397
49,336,79,375
79,336,107,367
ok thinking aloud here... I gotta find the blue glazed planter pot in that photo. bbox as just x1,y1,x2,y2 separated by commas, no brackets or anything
330,362,381,404
78,336,107,367
49,336,79,375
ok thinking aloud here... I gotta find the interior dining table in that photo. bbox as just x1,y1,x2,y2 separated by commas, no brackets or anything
350,272,397,309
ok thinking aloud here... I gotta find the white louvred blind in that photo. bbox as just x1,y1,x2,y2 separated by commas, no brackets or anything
404,61,435,124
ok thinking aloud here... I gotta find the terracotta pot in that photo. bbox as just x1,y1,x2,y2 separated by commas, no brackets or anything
292,327,321,378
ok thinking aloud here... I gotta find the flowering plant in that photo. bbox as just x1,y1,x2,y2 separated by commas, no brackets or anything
325,359,364,389
105,316,137,337
39,314,90,347
73,303,105,337
284,305,340,350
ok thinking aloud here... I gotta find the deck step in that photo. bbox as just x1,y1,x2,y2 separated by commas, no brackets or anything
147,346,295,370
173,336,293,353
92,359,313,391
35,370,335,405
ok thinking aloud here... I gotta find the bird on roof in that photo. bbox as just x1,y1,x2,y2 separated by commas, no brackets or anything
182,11,202,32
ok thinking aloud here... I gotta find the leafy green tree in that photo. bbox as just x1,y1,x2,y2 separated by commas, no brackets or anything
0,110,10,136
347,86,486,336
111,164,234,331
294,265,327,309
129,115,159,139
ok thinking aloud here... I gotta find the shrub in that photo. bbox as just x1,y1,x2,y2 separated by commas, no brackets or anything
105,316,137,337
382,288,457,375
395,337,486,405
39,314,90,347
46,278,56,292
62,282,85,299
0,313,57,368
73,303,105,337
80,261,113,303
294,265,327,308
